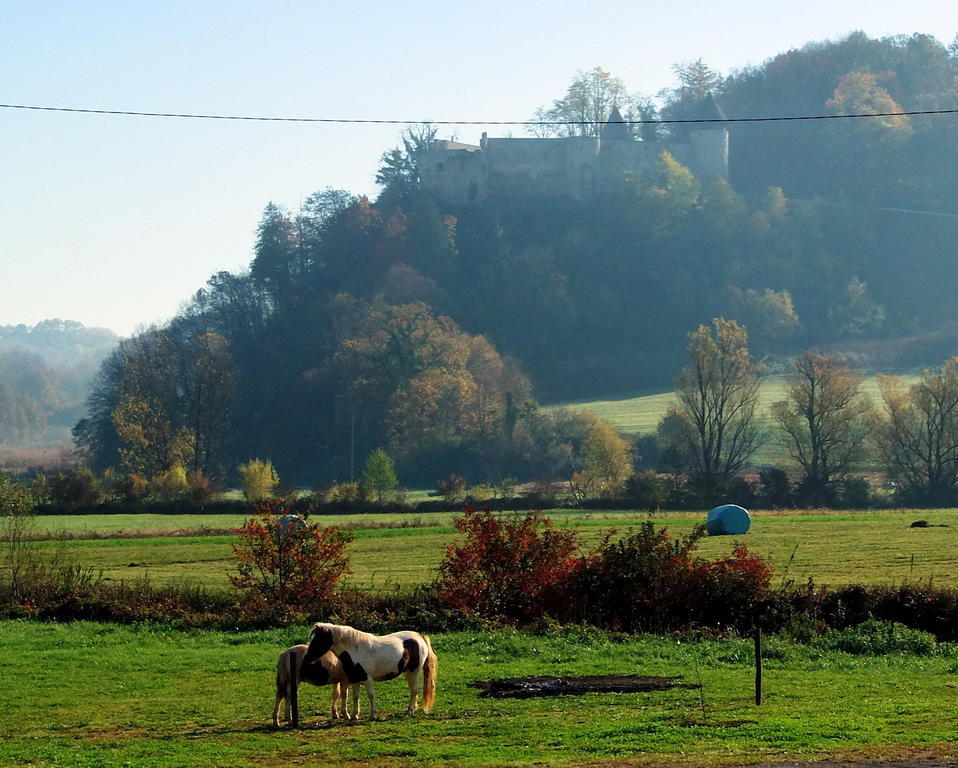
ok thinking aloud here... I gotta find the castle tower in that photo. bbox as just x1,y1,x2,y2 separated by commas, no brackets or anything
599,105,633,187
688,93,730,179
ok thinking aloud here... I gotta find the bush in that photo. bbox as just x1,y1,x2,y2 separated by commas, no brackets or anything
236,459,278,503
49,466,101,507
0,474,36,602
838,476,872,508
324,482,363,503
0,474,31,517
466,484,494,502
568,521,771,633
116,473,149,503
624,470,668,511
436,474,466,504
186,470,218,504
438,508,579,623
758,468,792,508
817,619,939,655
230,499,353,622
150,464,189,502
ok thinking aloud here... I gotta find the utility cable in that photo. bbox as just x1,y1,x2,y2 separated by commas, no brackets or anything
1,102,957,125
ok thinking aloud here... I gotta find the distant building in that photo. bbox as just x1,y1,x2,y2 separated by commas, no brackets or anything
420,100,729,204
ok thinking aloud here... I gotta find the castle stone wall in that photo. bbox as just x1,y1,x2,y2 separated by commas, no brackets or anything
420,126,729,204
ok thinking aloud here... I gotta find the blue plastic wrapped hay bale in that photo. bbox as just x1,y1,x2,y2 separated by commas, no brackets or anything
706,504,751,535
276,514,306,536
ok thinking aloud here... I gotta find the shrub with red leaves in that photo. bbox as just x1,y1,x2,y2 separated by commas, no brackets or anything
230,499,353,620
438,507,579,623
568,521,772,632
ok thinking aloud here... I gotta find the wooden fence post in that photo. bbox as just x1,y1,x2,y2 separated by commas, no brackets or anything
288,649,299,728
753,625,763,706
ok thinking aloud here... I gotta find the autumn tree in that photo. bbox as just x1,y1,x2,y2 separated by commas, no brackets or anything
771,353,874,505
723,287,801,355
879,360,958,505
237,458,279,503
182,332,235,476
573,416,632,497
667,318,763,500
323,300,530,483
529,67,646,138
109,328,195,477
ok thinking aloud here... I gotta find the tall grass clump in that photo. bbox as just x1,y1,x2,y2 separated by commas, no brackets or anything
817,619,940,655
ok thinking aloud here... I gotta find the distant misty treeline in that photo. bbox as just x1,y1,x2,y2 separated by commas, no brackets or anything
75,32,958,485
0,320,117,446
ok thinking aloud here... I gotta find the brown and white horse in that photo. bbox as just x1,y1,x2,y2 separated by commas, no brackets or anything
303,622,437,720
272,644,350,727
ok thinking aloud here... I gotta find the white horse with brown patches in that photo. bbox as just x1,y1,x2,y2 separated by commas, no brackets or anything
272,644,350,727
303,622,437,720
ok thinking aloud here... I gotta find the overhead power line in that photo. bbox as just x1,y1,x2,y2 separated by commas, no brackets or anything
1,102,958,125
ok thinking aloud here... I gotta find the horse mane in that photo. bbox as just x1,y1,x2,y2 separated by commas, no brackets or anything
310,622,370,648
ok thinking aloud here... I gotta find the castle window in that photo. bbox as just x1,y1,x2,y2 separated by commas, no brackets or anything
436,162,445,172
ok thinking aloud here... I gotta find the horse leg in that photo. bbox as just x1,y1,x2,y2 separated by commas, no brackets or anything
348,683,361,721
330,683,340,719
365,680,378,720
273,691,284,727
404,669,420,715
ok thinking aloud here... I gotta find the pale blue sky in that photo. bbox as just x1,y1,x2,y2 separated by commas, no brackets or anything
3,1,956,335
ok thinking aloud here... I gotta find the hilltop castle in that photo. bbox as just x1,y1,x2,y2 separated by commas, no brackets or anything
420,103,729,205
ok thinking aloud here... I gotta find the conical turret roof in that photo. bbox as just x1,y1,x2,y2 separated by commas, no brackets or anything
702,93,727,123
601,105,631,141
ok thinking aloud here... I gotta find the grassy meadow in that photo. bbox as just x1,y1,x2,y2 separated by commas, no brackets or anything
555,374,921,466
557,374,919,436
8,507,958,765
21,508,958,590
3,620,958,768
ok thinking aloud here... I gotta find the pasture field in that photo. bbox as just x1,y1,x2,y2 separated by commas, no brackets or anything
555,374,921,467
557,375,920,437
2,620,957,767
21,508,958,590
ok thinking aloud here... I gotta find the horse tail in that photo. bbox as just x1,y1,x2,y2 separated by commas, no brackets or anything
421,634,437,712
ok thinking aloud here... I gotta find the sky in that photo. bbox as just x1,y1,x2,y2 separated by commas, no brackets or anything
2,1,956,336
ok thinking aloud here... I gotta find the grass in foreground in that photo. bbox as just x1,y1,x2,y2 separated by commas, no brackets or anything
1,620,956,768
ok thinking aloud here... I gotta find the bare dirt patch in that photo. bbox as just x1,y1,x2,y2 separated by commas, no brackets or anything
468,674,699,698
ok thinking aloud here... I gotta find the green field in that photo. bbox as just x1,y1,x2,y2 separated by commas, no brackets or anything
21,508,958,590
9,507,958,766
2,620,956,767
556,374,920,467
557,375,918,437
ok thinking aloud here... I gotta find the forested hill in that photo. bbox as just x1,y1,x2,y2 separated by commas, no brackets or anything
0,320,118,446
77,32,958,484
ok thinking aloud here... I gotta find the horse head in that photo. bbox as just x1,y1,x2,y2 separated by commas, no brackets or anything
303,623,335,667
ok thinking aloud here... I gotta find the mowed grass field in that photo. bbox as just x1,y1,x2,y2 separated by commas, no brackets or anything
555,374,921,466
557,375,919,437
3,620,958,768
24,508,958,590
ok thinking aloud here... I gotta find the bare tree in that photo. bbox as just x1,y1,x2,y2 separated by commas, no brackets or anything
529,67,637,138
772,352,874,505
879,359,958,505
671,318,762,500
